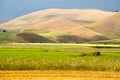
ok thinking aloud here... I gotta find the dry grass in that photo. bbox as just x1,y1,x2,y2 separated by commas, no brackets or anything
0,9,116,43
23,19,102,37
21,19,109,42
89,13,120,39
0,71,120,80
0,9,115,30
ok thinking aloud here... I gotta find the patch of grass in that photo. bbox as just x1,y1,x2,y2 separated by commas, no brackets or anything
90,39,120,44
0,48,120,71
0,32,16,43
40,32,68,41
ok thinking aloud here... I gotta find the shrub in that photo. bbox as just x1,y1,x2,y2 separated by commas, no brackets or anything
92,51,101,56
79,53,87,57
77,51,101,57
43,49,48,52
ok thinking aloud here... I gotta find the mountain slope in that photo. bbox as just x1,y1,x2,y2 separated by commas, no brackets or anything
88,13,120,39
20,19,109,43
16,32,54,43
0,9,115,31
0,9,117,43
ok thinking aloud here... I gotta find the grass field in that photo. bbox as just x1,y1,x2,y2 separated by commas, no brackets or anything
0,71,120,80
0,32,15,43
89,39,120,44
0,43,120,71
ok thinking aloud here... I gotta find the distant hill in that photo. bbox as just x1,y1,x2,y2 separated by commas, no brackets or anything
0,9,118,43
0,9,115,30
0,17,14,24
89,13,120,39
21,19,109,43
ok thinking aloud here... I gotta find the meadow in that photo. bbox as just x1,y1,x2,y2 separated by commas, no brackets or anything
0,43,120,71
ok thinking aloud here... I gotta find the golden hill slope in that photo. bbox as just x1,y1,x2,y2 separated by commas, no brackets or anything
89,13,120,39
0,9,116,31
21,19,109,43
0,9,117,43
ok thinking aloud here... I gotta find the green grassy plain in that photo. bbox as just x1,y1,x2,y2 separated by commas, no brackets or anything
0,43,120,71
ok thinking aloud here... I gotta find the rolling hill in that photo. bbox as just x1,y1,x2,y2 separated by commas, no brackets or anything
0,9,115,31
21,19,109,43
0,9,118,43
89,13,120,39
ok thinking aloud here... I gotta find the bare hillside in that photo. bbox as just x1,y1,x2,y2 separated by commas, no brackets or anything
0,9,115,30
0,9,117,43
89,13,120,39
21,19,109,43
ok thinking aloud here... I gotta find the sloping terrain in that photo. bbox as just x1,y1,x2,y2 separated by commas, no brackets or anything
0,31,15,43
16,33,54,43
0,9,115,31
0,9,117,43
89,13,120,39
21,19,109,43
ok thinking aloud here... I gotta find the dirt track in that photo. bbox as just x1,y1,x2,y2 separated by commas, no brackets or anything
0,71,120,80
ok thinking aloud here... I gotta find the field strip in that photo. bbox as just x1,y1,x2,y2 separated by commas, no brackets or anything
0,71,120,80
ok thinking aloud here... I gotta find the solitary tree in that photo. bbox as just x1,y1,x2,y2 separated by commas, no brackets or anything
115,10,119,12
3,30,7,32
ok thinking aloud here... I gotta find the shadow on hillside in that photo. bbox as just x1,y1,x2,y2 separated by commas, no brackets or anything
57,35,109,43
92,35,109,41
57,35,90,43
16,33,54,43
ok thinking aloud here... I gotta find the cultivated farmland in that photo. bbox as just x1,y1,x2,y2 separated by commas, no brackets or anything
0,43,120,80
0,43,120,71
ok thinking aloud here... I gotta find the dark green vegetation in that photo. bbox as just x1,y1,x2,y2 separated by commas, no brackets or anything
0,43,120,71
